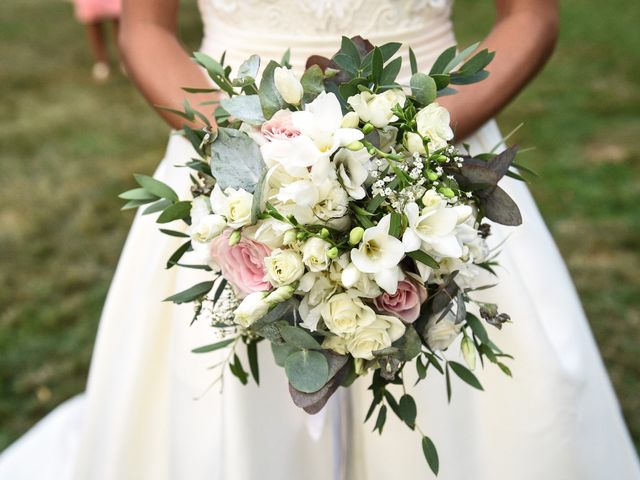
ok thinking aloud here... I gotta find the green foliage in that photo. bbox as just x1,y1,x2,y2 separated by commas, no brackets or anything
210,127,266,193
284,350,330,393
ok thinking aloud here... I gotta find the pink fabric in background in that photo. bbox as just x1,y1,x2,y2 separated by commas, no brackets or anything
73,0,121,23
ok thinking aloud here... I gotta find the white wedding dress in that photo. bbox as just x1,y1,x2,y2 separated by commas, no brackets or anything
1,1,639,479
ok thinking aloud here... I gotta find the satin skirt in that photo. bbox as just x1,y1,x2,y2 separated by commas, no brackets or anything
1,118,639,480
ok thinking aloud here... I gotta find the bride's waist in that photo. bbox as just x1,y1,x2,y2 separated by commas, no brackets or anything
199,20,456,79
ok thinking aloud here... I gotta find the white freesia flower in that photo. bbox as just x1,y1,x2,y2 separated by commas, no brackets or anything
351,215,405,293
234,291,270,328
421,189,445,211
415,102,454,151
210,184,254,229
341,111,360,128
298,272,336,331
332,255,381,298
273,67,303,105
302,237,332,272
292,91,363,156
321,292,376,337
402,202,463,258
190,195,211,224
260,135,323,177
264,249,304,286
347,89,406,128
424,309,462,351
404,131,426,154
346,314,406,360
334,147,371,200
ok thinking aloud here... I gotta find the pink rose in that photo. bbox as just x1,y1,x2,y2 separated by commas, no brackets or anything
261,110,300,141
209,229,272,297
374,279,427,323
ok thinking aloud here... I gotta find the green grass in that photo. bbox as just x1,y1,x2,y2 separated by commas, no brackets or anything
0,0,638,455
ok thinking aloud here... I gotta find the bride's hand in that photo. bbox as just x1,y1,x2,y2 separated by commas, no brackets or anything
120,0,217,130
437,0,559,141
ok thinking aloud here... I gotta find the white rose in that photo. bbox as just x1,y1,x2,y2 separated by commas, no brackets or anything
189,214,226,243
264,249,304,286
321,292,376,337
234,291,270,328
301,237,332,272
415,102,454,152
424,310,462,350
323,335,348,355
404,132,426,154
273,67,304,105
346,314,406,360
347,89,406,128
210,185,254,229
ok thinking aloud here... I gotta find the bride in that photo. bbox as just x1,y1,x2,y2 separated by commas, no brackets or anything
2,0,639,479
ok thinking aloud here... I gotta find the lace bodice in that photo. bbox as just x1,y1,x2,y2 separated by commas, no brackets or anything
197,0,456,80
200,0,452,36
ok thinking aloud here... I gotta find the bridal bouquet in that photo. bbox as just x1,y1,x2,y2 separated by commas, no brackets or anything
121,37,524,475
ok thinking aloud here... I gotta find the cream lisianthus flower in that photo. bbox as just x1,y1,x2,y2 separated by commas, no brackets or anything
297,271,337,331
334,147,371,200
424,309,462,351
264,249,304,287
351,214,405,293
415,102,454,151
210,184,254,229
234,291,270,328
273,67,303,105
292,92,363,156
346,314,406,360
347,89,406,128
321,292,376,337
301,237,332,272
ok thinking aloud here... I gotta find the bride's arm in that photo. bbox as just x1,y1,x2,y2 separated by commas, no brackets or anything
438,0,559,140
119,0,215,129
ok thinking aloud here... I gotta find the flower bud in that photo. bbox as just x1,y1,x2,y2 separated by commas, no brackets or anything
228,230,241,246
439,187,455,198
296,231,307,240
266,285,296,305
326,246,339,259
461,336,477,371
435,154,449,163
346,140,364,151
283,229,298,245
404,132,426,154
320,228,330,239
348,226,365,245
426,169,439,181
273,67,303,106
362,123,375,135
341,111,360,128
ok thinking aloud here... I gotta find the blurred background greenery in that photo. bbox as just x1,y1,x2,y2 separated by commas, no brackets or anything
0,0,638,454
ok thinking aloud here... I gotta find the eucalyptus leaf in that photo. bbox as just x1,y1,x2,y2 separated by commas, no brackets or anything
392,326,422,361
134,174,179,202
258,60,286,119
448,360,483,390
192,337,235,353
166,240,191,269
219,95,266,125
271,342,299,367
247,340,260,385
119,188,158,201
210,127,266,193
288,353,350,413
443,42,480,73
236,54,260,81
379,57,402,88
156,201,192,224
482,186,522,226
429,45,456,75
284,350,330,393
410,73,437,105
407,250,439,269
143,198,173,215
164,281,215,304
422,436,440,475
301,65,325,103
279,325,322,350
398,394,417,428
